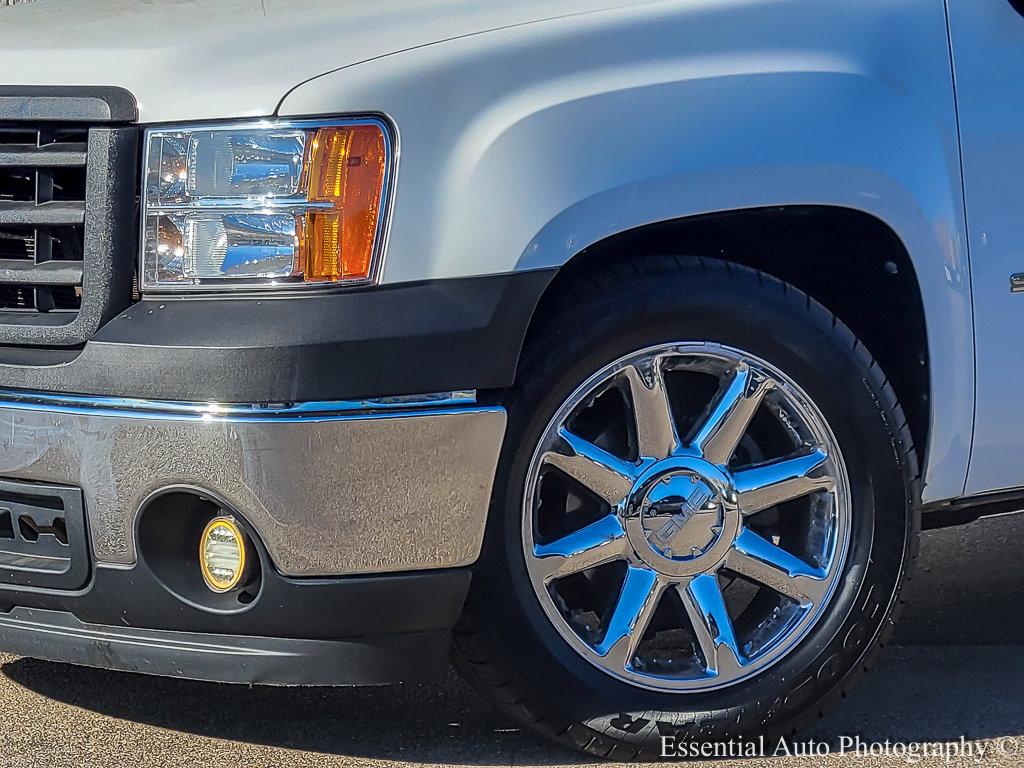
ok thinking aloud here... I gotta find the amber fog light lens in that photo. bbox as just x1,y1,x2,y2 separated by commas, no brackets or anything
200,516,249,593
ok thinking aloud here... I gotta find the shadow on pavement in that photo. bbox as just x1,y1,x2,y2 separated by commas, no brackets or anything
2,660,580,764
5,515,1024,764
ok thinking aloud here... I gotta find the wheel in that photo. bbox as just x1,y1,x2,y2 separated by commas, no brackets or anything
453,256,919,759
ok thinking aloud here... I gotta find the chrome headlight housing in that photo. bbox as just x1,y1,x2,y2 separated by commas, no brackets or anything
140,118,393,293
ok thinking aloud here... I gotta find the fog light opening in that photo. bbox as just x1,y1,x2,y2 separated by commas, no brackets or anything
199,515,250,593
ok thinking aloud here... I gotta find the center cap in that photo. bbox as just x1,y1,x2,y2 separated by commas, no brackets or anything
624,457,741,578
640,472,724,561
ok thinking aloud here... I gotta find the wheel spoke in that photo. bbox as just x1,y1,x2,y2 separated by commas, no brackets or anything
690,362,774,466
595,566,664,671
543,428,636,505
733,447,833,516
531,514,629,582
726,528,827,605
622,362,679,460
679,573,744,678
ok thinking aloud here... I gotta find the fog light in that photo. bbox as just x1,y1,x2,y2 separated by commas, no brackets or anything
199,516,249,593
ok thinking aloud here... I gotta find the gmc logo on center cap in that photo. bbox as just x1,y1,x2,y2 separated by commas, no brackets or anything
650,486,712,550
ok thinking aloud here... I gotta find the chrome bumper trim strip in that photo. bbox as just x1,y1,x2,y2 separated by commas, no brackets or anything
0,389,477,421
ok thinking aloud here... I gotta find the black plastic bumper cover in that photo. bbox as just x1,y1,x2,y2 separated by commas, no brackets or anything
0,270,556,402
0,607,451,686
0,566,470,686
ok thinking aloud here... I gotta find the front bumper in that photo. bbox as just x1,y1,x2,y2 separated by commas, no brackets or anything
0,391,504,576
0,391,504,684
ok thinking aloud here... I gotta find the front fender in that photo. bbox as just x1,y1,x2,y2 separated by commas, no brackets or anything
279,0,973,503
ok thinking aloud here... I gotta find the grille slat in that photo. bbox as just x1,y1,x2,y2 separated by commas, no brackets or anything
0,121,88,318
0,200,85,226
0,144,87,168
0,259,83,286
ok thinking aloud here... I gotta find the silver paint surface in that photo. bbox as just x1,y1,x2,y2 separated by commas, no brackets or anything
0,404,505,576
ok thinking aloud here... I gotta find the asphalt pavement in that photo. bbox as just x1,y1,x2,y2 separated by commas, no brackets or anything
0,514,1022,767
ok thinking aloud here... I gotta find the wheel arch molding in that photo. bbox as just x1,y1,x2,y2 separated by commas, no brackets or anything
521,206,939,503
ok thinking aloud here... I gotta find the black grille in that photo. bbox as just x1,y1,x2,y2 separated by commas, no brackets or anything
0,125,88,314
0,87,137,347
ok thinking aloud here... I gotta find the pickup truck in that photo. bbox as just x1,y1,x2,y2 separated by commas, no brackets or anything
0,0,1020,759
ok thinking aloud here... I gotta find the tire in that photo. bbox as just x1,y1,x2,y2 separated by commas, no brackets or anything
452,256,920,760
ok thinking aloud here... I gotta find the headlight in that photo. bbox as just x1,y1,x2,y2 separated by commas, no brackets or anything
140,118,393,292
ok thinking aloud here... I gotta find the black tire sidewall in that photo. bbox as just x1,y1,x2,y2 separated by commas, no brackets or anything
468,263,914,750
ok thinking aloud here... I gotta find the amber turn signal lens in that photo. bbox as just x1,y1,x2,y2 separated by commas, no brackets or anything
301,124,388,283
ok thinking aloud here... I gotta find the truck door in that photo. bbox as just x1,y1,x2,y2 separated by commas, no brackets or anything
948,0,1024,494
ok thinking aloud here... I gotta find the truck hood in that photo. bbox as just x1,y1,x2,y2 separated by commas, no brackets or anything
0,0,624,123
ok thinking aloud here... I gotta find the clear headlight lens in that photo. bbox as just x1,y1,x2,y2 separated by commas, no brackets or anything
141,119,392,292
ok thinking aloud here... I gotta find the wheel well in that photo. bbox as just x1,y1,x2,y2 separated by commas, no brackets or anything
524,206,930,459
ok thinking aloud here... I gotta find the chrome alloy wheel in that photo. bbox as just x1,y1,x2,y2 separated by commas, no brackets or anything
522,343,851,693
